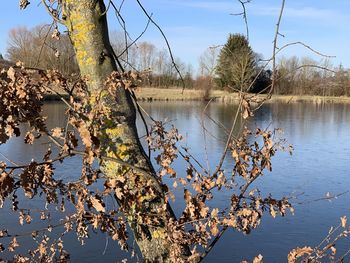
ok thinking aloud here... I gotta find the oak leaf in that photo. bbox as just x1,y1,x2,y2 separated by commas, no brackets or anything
8,237,19,252
90,196,105,213
7,67,16,82
288,246,313,263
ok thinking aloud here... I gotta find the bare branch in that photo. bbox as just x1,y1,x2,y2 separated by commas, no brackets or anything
231,0,251,41
271,0,286,93
135,0,186,92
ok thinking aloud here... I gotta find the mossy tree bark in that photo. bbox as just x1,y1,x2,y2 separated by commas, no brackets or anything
61,1,185,261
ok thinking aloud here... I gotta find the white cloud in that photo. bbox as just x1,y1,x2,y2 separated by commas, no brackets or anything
169,1,235,12
285,7,337,19
167,1,345,21
250,4,341,20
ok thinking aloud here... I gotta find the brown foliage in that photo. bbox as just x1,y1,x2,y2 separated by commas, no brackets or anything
0,64,295,262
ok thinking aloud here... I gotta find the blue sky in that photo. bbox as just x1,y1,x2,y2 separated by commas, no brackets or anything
1,0,350,71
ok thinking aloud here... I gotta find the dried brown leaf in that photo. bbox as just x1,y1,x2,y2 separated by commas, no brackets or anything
341,216,347,228
253,254,263,263
90,196,105,213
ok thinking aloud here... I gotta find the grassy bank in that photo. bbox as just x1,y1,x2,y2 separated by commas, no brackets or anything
134,87,350,104
134,87,222,101
42,87,350,104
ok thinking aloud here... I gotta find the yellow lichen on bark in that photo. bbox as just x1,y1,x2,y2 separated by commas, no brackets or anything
68,9,96,67
102,159,130,177
105,126,123,138
105,126,131,159
152,229,166,239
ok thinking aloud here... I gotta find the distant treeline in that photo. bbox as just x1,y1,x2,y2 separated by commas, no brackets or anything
274,56,350,97
4,25,350,97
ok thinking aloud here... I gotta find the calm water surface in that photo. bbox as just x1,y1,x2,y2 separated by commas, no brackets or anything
1,101,350,262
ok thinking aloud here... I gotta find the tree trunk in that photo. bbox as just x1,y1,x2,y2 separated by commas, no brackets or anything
61,1,185,261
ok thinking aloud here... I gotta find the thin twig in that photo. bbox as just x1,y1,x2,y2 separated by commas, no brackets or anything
201,99,214,174
40,0,62,24
278,41,335,58
213,99,243,176
199,226,228,262
35,22,54,68
271,0,286,93
231,0,250,41
135,0,186,92
100,0,112,17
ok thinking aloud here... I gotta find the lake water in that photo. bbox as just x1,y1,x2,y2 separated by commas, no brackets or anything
1,101,350,262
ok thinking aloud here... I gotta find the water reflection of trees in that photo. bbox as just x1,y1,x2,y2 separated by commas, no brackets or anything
11,101,349,172
10,101,349,165
253,102,350,141
2,101,350,262
169,101,350,171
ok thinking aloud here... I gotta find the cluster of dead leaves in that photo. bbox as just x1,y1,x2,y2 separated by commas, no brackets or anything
144,120,294,260
288,216,350,263
105,71,141,94
0,66,298,262
0,66,47,144
0,68,140,261
147,121,182,177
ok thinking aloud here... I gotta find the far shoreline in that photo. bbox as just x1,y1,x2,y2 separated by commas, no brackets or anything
43,87,350,104
133,87,350,104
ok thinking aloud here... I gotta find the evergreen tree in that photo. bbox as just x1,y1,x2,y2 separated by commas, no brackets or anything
215,34,257,91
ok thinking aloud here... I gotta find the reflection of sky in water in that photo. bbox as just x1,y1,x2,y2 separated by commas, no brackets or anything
1,101,350,262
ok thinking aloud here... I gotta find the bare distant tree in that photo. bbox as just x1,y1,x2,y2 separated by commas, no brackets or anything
154,48,168,75
6,25,79,76
137,41,156,71
7,26,33,64
198,47,219,77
